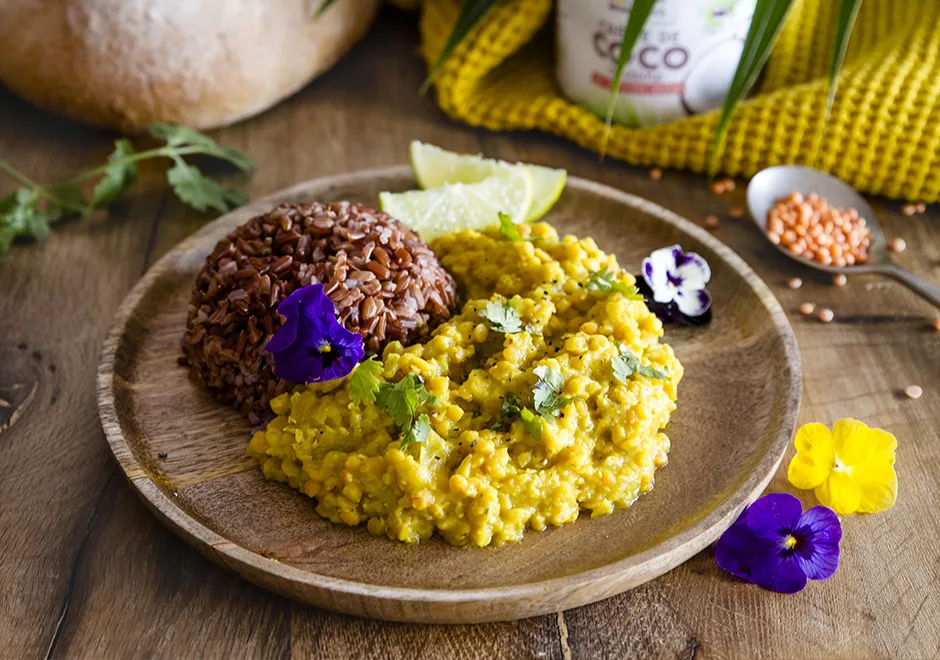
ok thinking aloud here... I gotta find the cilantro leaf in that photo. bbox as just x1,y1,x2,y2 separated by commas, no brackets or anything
91,139,139,211
586,267,643,301
519,407,542,440
532,365,573,420
400,413,431,450
167,159,246,213
498,210,540,242
480,299,523,334
495,392,542,439
349,356,384,405
0,189,51,255
612,346,669,384
148,123,255,172
374,374,436,446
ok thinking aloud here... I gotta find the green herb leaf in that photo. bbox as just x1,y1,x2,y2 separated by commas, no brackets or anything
148,123,255,172
420,0,500,94
374,374,436,439
600,0,657,156
532,365,572,420
612,345,669,384
498,211,522,240
709,0,796,176
519,407,542,441
480,299,524,334
0,189,51,255
586,267,643,300
401,413,431,450
314,0,340,17
816,0,862,166
524,323,542,336
166,159,246,213
349,356,384,405
90,139,139,211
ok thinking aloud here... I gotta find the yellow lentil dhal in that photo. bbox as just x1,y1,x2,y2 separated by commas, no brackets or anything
247,223,683,547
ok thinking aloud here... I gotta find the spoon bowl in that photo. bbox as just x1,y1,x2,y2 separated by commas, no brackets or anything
746,165,940,307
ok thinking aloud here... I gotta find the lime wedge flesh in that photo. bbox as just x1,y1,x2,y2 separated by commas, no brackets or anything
379,168,533,241
410,141,566,221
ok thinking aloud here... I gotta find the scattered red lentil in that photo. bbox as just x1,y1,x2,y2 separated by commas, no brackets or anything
904,384,923,400
728,207,743,218
766,192,871,267
932,318,940,331
710,178,735,195
788,277,803,289
649,167,663,181
817,308,835,323
833,273,847,287
799,302,816,315
902,203,917,216
916,203,927,213
889,237,907,253
704,214,720,230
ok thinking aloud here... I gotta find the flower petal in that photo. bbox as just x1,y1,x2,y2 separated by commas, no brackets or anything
641,246,680,304
787,423,834,490
674,251,711,289
814,471,860,515
832,418,875,466
793,506,842,580
714,512,759,582
674,288,711,317
852,459,898,513
271,344,320,383
265,312,299,353
746,493,803,542
867,428,898,466
749,547,808,594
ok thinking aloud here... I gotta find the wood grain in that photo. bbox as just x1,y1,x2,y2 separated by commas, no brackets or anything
2,7,939,657
97,168,800,623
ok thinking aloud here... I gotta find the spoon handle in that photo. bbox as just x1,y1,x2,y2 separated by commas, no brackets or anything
877,263,940,309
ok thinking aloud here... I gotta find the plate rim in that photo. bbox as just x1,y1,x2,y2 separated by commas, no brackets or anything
97,165,802,618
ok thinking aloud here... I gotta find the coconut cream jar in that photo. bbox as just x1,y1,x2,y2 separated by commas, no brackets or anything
556,0,755,128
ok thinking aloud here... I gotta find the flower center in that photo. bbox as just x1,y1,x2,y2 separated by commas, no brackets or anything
783,534,798,549
319,342,332,354
666,272,683,289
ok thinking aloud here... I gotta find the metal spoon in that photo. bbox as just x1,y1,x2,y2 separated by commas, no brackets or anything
746,165,940,308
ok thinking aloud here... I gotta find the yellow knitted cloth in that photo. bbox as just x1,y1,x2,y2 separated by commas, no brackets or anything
419,0,940,202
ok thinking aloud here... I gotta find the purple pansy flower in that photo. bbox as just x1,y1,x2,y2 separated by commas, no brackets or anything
715,493,842,594
641,245,712,318
265,283,365,384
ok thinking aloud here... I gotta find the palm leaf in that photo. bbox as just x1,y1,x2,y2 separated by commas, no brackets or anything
420,0,501,95
815,0,862,162
708,0,797,177
600,0,657,157
314,0,340,17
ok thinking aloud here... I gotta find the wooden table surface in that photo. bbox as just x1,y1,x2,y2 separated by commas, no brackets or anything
2,11,938,660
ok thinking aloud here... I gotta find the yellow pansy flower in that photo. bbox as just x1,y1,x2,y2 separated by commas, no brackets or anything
787,418,898,515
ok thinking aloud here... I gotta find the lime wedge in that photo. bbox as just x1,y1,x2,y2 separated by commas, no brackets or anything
410,141,566,221
379,167,533,240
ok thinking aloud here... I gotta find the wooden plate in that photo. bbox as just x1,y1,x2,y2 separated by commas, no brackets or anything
97,167,801,623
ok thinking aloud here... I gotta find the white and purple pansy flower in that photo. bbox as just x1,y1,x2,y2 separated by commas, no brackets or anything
641,245,712,318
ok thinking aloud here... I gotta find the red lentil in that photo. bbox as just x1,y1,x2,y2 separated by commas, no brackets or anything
817,308,835,323
766,192,871,266
799,302,816,315
704,214,720,230
728,207,743,218
889,237,907,253
787,277,803,289
833,273,847,287
901,204,917,216
904,384,923,400
649,167,663,180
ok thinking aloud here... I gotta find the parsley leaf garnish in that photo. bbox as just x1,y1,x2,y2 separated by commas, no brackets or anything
612,344,670,384
0,123,253,258
532,365,573,420
348,355,384,405
495,392,543,440
480,299,524,334
360,371,436,450
498,211,541,243
586,267,643,301
402,413,432,449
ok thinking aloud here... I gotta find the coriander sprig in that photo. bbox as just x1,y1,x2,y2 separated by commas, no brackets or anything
612,343,670,384
585,266,643,301
0,123,253,257
497,211,540,243
532,365,574,420
349,360,437,450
